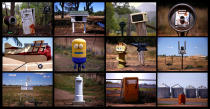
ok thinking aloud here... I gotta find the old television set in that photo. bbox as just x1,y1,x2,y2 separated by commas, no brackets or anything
130,12,148,23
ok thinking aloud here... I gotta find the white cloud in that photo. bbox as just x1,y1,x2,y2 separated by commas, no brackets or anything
35,73,45,75
8,74,16,77
194,46,198,49
43,75,50,78
129,3,142,8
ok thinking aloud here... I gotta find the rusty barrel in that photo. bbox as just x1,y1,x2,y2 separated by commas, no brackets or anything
178,93,186,104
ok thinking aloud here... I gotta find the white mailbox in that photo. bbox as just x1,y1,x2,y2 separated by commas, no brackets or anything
70,11,89,33
73,75,85,105
130,12,148,23
20,8,35,35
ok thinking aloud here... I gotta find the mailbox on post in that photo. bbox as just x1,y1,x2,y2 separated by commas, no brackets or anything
70,11,89,34
130,12,148,23
168,3,196,36
121,77,139,103
20,8,36,35
130,12,148,36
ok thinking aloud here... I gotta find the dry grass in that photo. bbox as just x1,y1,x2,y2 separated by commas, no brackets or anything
158,98,207,102
158,56,208,71
3,86,52,107
106,44,156,71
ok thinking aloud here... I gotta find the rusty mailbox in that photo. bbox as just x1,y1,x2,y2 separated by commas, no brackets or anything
20,8,35,35
121,77,139,103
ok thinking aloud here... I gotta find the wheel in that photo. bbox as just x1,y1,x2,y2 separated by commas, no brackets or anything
38,64,43,69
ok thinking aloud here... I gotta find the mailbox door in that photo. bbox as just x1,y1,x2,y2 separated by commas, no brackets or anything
124,79,139,102
21,9,35,34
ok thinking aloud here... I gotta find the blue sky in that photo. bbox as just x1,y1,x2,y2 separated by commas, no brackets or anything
54,2,104,12
3,73,53,86
106,73,156,84
2,37,53,56
158,37,208,56
158,73,208,88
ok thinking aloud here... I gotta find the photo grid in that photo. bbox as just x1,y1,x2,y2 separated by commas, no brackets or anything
0,0,208,108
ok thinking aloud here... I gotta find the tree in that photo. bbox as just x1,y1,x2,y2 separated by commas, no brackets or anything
84,2,93,14
60,2,65,19
65,2,80,11
5,37,22,47
106,2,117,35
11,2,15,16
114,3,131,15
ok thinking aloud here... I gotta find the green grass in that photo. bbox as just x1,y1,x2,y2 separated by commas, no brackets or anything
196,65,204,68
185,65,194,69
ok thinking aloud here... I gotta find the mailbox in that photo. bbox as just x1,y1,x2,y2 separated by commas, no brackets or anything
70,11,89,33
20,8,36,35
130,12,148,23
72,38,86,71
122,77,139,103
4,16,17,25
168,3,196,32
70,11,89,23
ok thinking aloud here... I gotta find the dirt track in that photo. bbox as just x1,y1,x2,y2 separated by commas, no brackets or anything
54,88,74,106
3,57,52,71
54,88,104,107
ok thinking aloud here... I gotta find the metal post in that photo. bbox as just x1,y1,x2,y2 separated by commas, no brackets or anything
72,22,75,33
121,27,124,36
78,64,81,72
180,32,185,36
181,54,184,70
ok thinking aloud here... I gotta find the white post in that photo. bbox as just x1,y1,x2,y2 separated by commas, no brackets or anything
72,22,75,33
138,51,144,65
84,23,86,34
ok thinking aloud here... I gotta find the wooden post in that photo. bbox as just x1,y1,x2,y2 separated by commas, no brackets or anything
181,54,184,70
135,22,147,36
84,22,86,34
127,15,131,36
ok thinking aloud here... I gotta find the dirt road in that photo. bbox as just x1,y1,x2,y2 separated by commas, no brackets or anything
54,54,73,71
54,88,74,106
55,53,104,71
54,88,104,107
